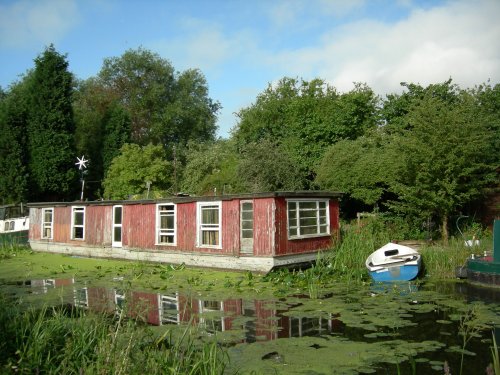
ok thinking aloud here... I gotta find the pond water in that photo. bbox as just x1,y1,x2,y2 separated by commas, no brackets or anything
2,274,499,374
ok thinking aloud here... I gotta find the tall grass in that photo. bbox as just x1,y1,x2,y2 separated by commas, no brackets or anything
0,293,228,374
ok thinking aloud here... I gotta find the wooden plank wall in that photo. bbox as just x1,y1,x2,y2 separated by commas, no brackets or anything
253,198,274,256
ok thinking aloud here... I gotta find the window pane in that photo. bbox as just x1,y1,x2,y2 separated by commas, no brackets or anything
242,202,253,211
74,212,84,225
114,227,122,241
202,230,219,246
43,228,52,238
242,229,253,239
44,210,52,222
289,228,297,236
319,225,328,233
242,211,253,220
74,227,84,239
202,207,218,224
301,226,317,235
114,207,122,224
160,235,174,244
160,215,174,229
299,201,317,210
300,217,317,226
242,221,253,230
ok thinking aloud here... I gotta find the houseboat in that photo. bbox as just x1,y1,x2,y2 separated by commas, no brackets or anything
28,191,341,273
0,203,29,246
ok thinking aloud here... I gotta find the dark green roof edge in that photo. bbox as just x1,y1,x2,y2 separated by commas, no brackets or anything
27,191,343,208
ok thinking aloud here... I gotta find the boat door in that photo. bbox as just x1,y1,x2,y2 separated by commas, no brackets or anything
240,201,254,255
112,205,123,247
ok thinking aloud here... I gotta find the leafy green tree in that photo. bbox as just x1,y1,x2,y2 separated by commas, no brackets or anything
102,102,131,172
27,45,77,201
316,131,395,206
180,140,242,195
237,138,304,192
0,80,30,203
103,143,172,199
97,48,220,149
381,79,460,133
388,92,497,242
233,78,378,187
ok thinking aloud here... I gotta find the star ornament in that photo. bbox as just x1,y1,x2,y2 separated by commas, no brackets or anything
75,155,89,170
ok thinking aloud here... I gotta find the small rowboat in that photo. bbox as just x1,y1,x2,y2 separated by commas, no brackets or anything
366,243,421,282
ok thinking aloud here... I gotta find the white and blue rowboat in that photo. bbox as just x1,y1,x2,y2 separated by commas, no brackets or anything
366,242,421,282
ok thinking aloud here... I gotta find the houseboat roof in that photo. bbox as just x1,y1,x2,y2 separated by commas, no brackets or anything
27,191,342,208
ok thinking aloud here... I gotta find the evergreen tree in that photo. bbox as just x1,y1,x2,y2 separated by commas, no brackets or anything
27,45,77,201
0,80,30,203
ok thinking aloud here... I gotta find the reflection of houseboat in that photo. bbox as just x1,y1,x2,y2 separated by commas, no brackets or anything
28,277,343,343
0,203,29,246
27,192,341,272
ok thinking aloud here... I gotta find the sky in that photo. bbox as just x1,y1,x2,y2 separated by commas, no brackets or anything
1,0,499,138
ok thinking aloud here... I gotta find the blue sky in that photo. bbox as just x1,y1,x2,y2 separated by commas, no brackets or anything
1,0,499,137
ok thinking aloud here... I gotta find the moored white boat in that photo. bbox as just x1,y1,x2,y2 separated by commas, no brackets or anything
366,242,421,282
0,204,29,246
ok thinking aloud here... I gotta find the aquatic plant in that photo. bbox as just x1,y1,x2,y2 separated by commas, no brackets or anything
490,331,500,375
0,293,229,374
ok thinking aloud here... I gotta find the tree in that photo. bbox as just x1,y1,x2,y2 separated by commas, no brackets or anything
237,138,304,192
388,92,497,242
0,79,30,203
101,102,131,172
27,45,77,201
180,140,242,195
233,78,378,187
97,48,220,149
103,143,172,200
316,131,395,206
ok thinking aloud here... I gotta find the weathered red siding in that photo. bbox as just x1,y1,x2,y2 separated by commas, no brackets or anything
175,201,197,251
253,198,275,256
29,208,41,240
222,200,240,255
86,205,112,246
54,206,72,244
123,204,156,248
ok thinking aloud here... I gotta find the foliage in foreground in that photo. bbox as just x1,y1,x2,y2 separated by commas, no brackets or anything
0,295,228,374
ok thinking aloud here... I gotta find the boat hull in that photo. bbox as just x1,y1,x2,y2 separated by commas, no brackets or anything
368,263,420,282
366,242,421,282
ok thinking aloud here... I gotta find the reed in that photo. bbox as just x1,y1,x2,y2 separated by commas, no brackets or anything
491,331,500,375
0,293,228,374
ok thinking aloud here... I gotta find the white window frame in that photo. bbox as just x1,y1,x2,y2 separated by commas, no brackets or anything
41,208,54,239
287,199,330,239
196,201,222,249
71,206,85,240
156,203,176,246
112,205,123,247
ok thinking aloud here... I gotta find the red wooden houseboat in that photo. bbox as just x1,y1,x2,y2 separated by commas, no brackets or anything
28,191,341,272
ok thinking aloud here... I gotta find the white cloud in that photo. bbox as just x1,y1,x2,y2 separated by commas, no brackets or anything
266,0,500,94
0,0,80,49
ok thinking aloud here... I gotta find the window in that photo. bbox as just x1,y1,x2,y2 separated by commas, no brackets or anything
287,200,330,239
42,208,53,239
71,206,85,240
197,202,221,248
112,205,122,247
156,204,176,245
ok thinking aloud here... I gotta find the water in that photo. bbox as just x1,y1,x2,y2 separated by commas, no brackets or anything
2,276,499,374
